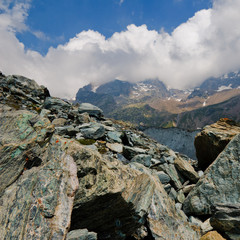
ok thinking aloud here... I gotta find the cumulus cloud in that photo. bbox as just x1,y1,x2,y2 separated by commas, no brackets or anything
0,0,240,98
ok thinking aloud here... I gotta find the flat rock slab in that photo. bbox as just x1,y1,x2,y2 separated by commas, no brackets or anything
200,231,226,240
183,134,240,216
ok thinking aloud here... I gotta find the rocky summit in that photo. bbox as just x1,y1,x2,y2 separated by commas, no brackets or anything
0,73,239,239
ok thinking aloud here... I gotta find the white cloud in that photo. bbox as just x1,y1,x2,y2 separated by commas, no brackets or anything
0,0,240,98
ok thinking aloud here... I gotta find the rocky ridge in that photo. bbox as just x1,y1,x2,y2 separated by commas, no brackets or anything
0,72,239,239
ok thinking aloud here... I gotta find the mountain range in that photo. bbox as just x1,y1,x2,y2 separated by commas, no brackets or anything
75,71,240,130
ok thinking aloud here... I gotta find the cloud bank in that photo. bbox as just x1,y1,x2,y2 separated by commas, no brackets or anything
1,0,240,98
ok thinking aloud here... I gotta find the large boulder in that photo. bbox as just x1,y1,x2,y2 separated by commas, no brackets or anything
0,109,79,239
195,118,240,170
78,103,103,118
67,143,200,240
183,134,240,216
210,203,240,239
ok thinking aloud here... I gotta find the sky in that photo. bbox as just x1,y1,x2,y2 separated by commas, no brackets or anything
0,0,240,98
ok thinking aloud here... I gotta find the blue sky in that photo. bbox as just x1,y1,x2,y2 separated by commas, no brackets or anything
17,0,212,54
1,0,240,98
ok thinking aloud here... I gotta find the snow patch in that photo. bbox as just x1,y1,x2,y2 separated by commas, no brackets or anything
217,84,232,92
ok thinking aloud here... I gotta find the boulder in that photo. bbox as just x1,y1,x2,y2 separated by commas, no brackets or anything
106,143,123,153
200,231,226,240
43,97,72,113
122,145,146,160
0,109,79,239
195,118,240,170
131,154,152,167
174,157,199,183
67,143,200,240
107,131,122,143
80,123,105,139
183,134,240,216
78,103,103,118
156,171,171,184
210,203,240,237
67,229,97,240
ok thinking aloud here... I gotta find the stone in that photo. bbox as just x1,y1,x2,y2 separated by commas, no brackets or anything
43,97,72,113
131,154,152,167
67,229,97,240
67,142,200,240
107,131,122,143
174,157,199,183
156,171,171,184
183,184,196,195
177,190,185,203
122,145,146,160
210,203,240,235
189,216,203,226
183,134,240,216
194,118,240,170
201,218,213,235
106,143,123,153
78,103,103,118
0,109,79,239
55,126,78,137
77,112,91,124
200,231,226,240
80,123,105,139
52,118,67,127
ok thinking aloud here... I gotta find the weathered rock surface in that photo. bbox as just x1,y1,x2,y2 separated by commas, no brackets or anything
195,118,240,170
183,134,240,216
0,74,211,239
0,109,79,239
200,231,226,240
210,203,240,238
67,229,97,240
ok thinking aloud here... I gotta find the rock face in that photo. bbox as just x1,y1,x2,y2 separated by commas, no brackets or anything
9,73,240,239
210,203,240,239
200,231,226,240
183,133,240,216
194,118,240,170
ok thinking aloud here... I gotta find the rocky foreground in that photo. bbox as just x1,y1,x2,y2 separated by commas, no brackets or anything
0,73,240,240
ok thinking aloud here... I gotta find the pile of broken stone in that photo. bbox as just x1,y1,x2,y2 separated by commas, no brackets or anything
0,73,239,240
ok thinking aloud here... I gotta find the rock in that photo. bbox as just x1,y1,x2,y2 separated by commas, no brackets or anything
80,123,105,139
195,118,240,170
201,218,213,235
68,143,200,239
0,109,79,239
43,97,72,113
77,112,91,124
183,134,240,216
210,203,240,236
200,231,226,240
183,184,196,195
67,229,97,240
156,171,171,184
177,190,185,203
55,126,78,137
174,157,199,183
189,216,203,226
52,118,67,127
106,143,123,153
106,131,122,143
122,145,146,160
78,103,103,118
131,154,152,167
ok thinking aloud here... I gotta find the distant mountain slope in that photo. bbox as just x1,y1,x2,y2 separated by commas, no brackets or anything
75,71,240,130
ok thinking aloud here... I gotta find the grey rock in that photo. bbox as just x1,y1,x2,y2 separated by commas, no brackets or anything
52,118,67,127
164,184,172,194
106,143,123,153
201,218,213,235
43,97,72,112
174,157,199,183
210,203,240,235
177,190,185,203
156,171,171,184
183,134,240,216
67,229,97,240
131,154,152,167
107,131,122,143
183,184,196,195
80,123,105,139
122,146,146,160
55,126,78,137
169,188,177,201
40,109,51,118
78,103,103,118
77,112,90,124
189,216,202,226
